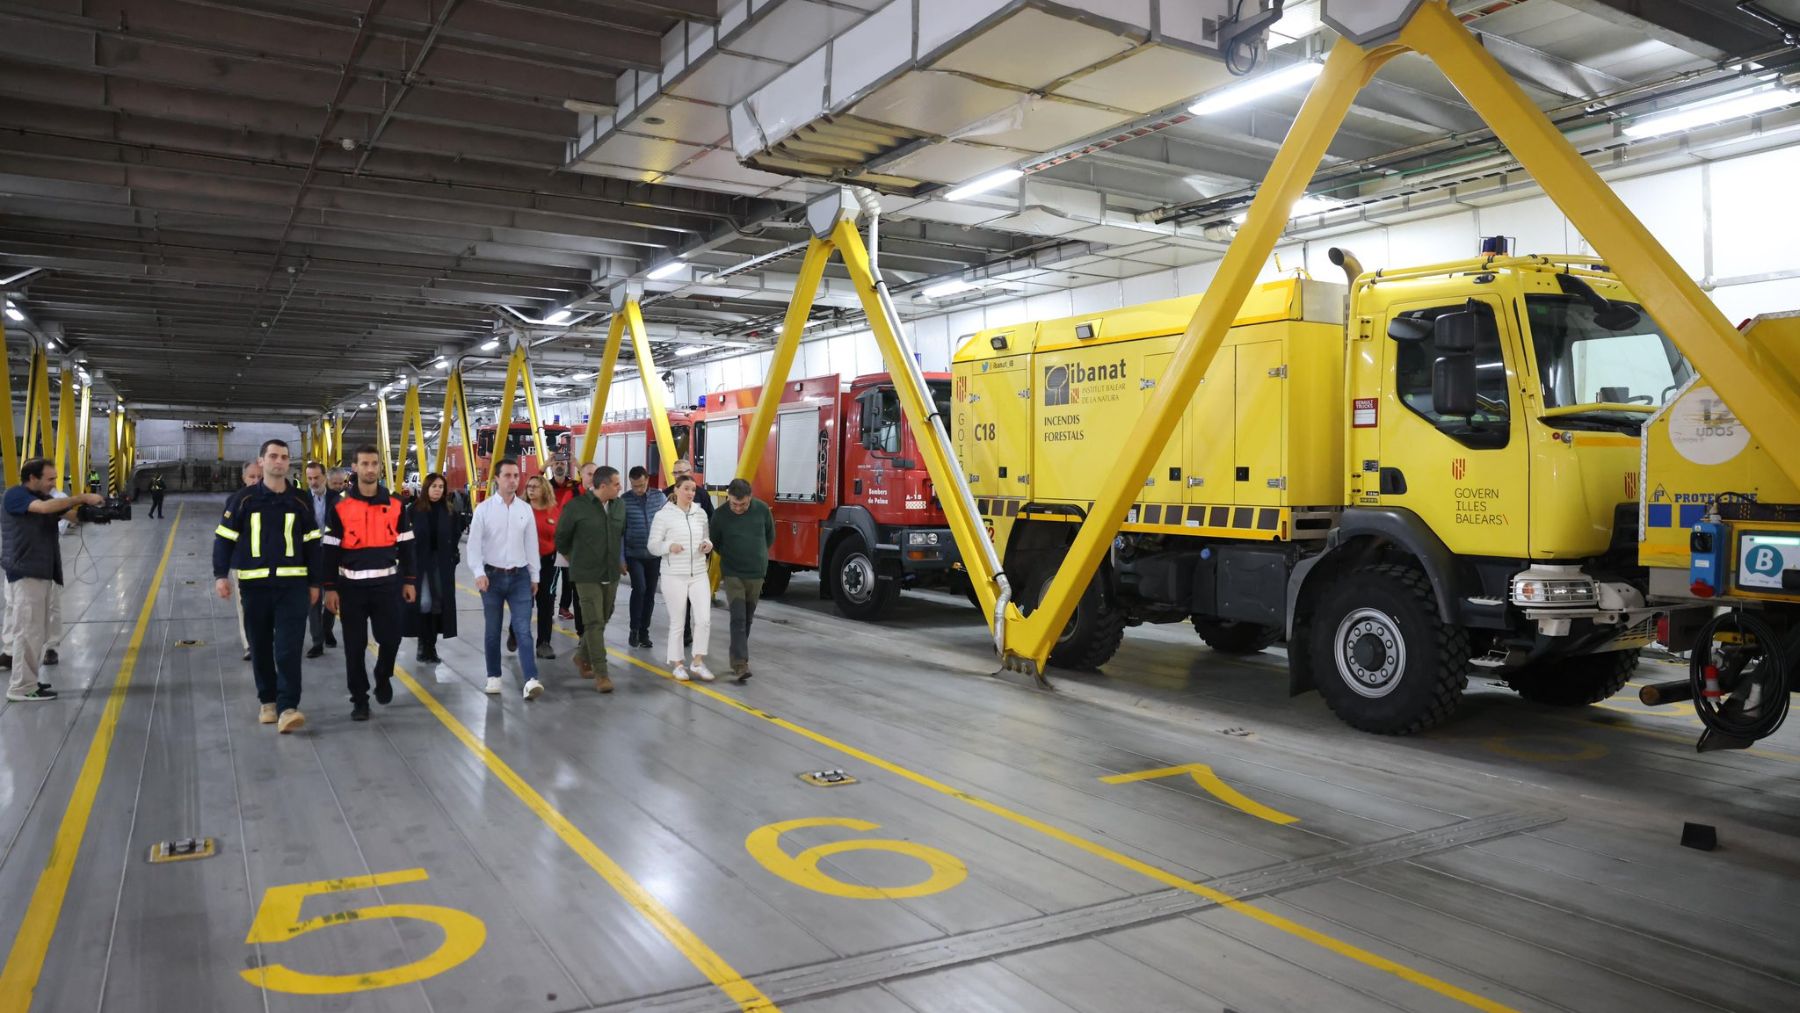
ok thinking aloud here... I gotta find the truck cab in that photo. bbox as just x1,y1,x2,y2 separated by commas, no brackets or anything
954,249,1697,736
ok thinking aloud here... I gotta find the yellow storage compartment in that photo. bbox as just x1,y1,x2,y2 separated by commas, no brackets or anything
954,279,1347,539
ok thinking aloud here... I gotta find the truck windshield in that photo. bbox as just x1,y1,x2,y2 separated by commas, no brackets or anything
1525,295,1693,424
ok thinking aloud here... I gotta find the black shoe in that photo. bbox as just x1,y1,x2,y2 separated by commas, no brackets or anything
0,653,10,671
242,649,252,661
42,649,57,666
734,669,752,685
506,630,517,653
306,644,325,659
534,642,555,660
325,635,338,648
38,682,54,693
351,701,371,721
421,651,441,663
374,678,393,705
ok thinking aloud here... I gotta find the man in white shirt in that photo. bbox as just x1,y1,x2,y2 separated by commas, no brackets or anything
466,457,543,700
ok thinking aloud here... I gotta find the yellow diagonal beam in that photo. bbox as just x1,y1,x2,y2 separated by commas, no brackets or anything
623,302,679,486
578,315,627,468
734,240,832,485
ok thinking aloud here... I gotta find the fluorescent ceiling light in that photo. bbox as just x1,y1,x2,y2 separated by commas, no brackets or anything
359,402,370,408
569,371,596,381
1189,60,1323,116
1623,86,1800,139
1231,194,1344,224
480,338,499,351
646,260,686,281
433,358,447,370
673,345,708,357
922,279,980,299
543,310,572,325
944,168,1023,202
3,301,22,322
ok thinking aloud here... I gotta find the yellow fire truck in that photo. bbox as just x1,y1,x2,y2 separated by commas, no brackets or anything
955,247,1697,736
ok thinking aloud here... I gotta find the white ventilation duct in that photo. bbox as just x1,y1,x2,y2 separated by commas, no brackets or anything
728,0,1257,195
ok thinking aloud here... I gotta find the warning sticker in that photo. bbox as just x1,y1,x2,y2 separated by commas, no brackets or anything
1352,398,1378,428
1669,385,1750,466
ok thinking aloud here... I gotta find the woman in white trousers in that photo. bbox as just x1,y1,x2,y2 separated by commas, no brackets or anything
647,475,714,682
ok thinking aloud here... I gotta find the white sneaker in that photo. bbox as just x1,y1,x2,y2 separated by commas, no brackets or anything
671,663,690,682
691,662,716,683
523,679,544,701
484,677,503,695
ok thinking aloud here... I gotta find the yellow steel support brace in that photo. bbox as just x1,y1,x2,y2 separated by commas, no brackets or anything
74,383,91,494
435,367,479,498
572,301,680,486
375,395,395,489
22,346,52,462
1006,0,1800,672
732,222,1004,625
108,407,123,495
53,367,74,488
216,424,225,462
624,302,679,486
125,419,136,491
0,322,17,487
481,343,548,497
397,383,428,483
577,314,627,468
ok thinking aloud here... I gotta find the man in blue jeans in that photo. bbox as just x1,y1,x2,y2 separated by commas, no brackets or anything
465,458,543,699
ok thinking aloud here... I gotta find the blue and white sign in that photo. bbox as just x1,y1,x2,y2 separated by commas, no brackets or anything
1737,531,1800,592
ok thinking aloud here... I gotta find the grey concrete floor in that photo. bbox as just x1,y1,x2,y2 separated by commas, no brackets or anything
0,494,1795,1013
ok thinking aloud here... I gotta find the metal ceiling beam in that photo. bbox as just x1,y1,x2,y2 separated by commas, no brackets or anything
1474,29,1629,100
1555,0,1776,59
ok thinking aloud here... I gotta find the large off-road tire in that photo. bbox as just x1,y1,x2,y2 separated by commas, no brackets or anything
1309,563,1468,735
1028,573,1126,670
1507,649,1637,706
1193,617,1282,655
760,563,791,599
830,538,896,620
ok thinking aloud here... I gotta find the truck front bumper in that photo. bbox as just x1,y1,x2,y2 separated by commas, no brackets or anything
893,528,959,573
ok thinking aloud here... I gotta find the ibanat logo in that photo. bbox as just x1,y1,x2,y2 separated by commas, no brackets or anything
1043,359,1127,406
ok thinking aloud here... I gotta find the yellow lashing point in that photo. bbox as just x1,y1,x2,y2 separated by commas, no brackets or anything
1002,0,1800,674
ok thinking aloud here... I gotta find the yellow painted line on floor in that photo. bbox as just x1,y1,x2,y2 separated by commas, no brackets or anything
1100,763,1300,825
386,657,777,1012
0,506,185,1013
591,649,1517,1012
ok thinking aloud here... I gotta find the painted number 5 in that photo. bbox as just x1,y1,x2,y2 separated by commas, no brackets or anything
240,868,486,994
747,817,967,900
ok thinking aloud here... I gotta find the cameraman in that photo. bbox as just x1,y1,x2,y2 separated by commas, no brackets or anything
2,459,101,702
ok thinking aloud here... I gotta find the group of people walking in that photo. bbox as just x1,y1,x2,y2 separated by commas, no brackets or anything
204,437,775,732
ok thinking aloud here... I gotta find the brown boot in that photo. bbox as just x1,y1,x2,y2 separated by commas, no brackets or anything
594,670,614,693
575,653,594,679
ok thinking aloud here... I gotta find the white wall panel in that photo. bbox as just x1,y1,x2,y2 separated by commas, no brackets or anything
1711,148,1800,280
1120,267,1176,304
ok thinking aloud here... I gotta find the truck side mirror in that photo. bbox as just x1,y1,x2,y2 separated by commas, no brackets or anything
1386,317,1432,342
1432,354,1479,416
1431,301,1493,354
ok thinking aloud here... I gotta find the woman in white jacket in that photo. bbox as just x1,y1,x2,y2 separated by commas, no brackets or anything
647,475,714,681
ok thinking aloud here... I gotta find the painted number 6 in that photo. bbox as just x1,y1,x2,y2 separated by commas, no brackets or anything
240,868,486,994
746,817,968,900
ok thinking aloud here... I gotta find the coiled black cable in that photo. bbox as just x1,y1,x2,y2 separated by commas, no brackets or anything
1689,610,1792,743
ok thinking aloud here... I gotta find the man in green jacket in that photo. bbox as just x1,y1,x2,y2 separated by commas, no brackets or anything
554,464,628,692
711,478,776,684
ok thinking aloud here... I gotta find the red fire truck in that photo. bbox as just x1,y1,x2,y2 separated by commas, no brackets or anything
558,408,701,485
699,372,963,619
443,420,570,494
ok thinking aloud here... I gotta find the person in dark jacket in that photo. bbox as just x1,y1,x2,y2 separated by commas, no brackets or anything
213,440,321,732
3,459,101,702
148,473,166,518
622,466,667,650
301,462,340,657
556,464,627,692
710,478,775,684
404,473,460,663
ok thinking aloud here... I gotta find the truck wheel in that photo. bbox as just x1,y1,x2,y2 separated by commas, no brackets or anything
1507,650,1637,706
1309,563,1468,735
1032,574,1125,670
1193,618,1282,655
760,564,791,599
830,538,895,620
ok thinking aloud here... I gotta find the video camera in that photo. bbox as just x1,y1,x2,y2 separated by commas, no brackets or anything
77,495,132,524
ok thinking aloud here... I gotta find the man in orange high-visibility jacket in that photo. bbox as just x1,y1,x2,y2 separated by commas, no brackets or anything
322,445,416,723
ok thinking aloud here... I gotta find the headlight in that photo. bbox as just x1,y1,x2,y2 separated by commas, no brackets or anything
1511,565,1597,608
907,531,941,546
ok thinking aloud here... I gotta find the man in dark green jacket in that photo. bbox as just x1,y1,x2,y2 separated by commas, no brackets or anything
711,478,776,683
554,464,628,692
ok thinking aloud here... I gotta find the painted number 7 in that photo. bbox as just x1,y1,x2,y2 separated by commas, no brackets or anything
240,868,486,994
